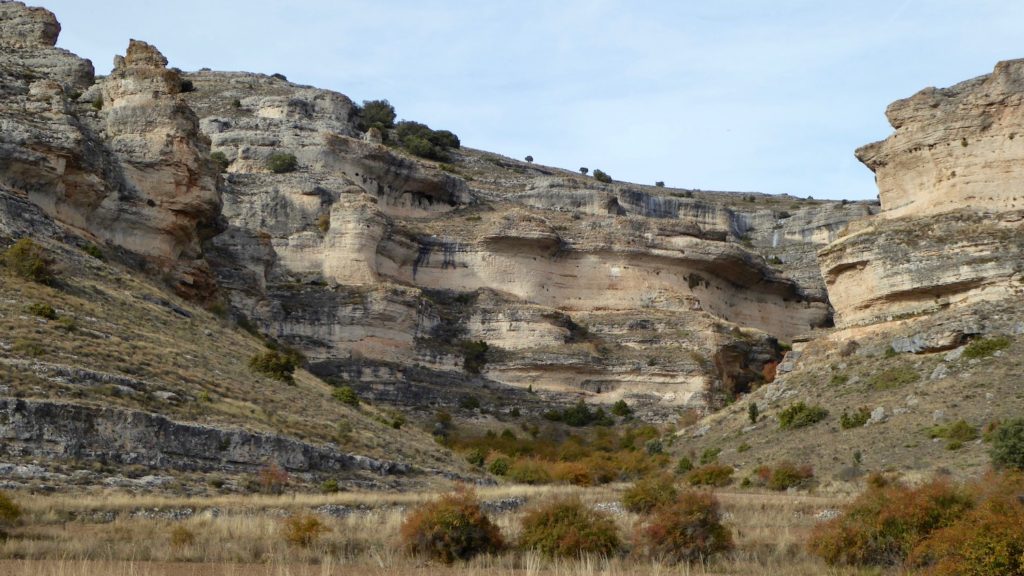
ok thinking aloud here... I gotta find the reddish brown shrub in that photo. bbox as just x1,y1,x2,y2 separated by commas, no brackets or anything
257,463,289,494
283,514,328,548
400,487,503,563
551,461,593,486
685,464,734,487
909,472,1024,575
519,497,621,557
808,478,973,566
762,361,778,384
636,491,733,563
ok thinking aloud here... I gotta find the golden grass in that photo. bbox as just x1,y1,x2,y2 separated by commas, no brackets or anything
0,485,867,576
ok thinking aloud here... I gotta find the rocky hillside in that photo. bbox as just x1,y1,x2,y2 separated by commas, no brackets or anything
680,60,1024,487
3,2,1021,492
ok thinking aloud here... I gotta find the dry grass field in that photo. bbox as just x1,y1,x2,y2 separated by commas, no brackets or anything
0,485,870,576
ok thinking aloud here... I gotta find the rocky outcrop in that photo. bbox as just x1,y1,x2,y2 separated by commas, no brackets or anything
819,210,1024,328
823,60,1024,329
857,59,1024,218
0,398,408,476
0,3,222,297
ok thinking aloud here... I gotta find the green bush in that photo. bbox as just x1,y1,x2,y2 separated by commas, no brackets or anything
543,400,614,427
611,399,632,417
210,151,230,172
962,336,1012,360
461,340,489,374
622,474,678,513
0,491,21,532
28,302,57,320
991,418,1024,470
357,99,396,132
685,464,733,487
699,447,721,465
332,385,359,407
2,238,54,284
675,456,694,475
592,169,612,183
840,407,871,429
636,491,733,563
519,497,620,558
488,456,511,476
400,487,504,563
249,350,300,383
929,419,978,450
395,120,461,161
778,401,829,429
867,366,918,390
748,402,759,423
266,152,298,174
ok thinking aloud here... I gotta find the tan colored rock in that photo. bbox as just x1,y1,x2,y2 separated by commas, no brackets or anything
857,59,1024,218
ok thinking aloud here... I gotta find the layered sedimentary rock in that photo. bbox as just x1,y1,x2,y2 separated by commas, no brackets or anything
856,59,1024,218
823,60,1024,328
0,4,222,296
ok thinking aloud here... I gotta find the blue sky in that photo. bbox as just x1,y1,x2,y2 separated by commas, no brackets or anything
39,1,1024,199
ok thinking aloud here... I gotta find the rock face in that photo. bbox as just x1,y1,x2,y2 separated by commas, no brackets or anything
183,69,847,412
857,59,1024,218
823,61,1024,329
0,398,408,477
0,4,222,297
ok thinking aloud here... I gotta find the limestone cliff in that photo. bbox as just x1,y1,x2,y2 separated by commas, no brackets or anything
823,60,1024,329
856,59,1024,218
0,4,221,297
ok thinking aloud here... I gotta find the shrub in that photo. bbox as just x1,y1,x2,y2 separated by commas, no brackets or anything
0,492,21,530
461,340,489,374
249,349,301,383
488,456,511,476
332,385,359,407
357,99,396,132
840,407,871,429
2,238,54,284
748,402,759,424
765,461,814,491
551,461,593,486
655,181,665,187
395,120,460,160
320,479,339,493
808,478,973,566
210,151,230,172
778,401,828,429
611,399,632,417
507,458,553,485
579,167,588,175
867,366,918,390
675,456,694,475
257,463,289,495
283,514,328,548
962,336,1012,359
82,244,104,259
524,155,533,163
400,488,503,563
909,472,1024,575
685,464,733,487
544,400,614,427
169,525,195,548
636,491,733,563
266,152,298,173
622,474,678,513
592,169,612,183
28,302,57,320
991,418,1024,470
316,213,330,233
929,419,978,450
699,447,721,465
458,394,481,410
519,497,620,558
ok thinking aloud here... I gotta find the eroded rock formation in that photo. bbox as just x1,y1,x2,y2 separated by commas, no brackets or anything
0,4,221,297
823,60,1024,329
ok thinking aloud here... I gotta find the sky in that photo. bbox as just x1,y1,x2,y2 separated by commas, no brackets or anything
37,1,1024,200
